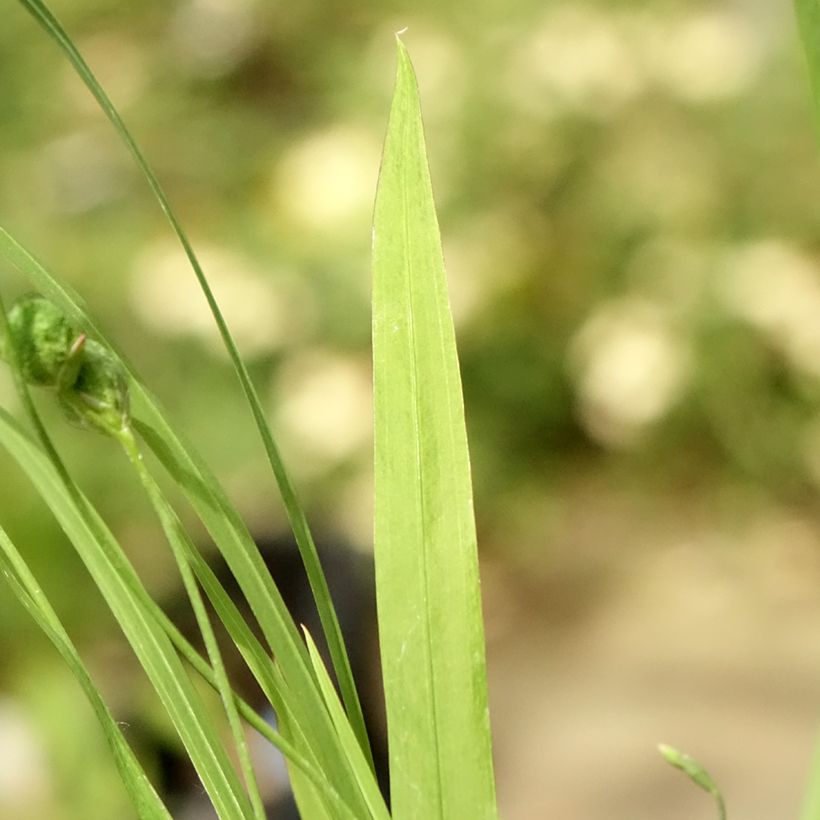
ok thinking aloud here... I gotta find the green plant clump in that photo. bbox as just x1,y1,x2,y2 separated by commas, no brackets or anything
6,0,820,818
0,2,496,819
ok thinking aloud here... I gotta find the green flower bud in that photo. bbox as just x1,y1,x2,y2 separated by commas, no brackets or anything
1,293,130,439
57,338,130,437
658,744,726,820
1,295,81,386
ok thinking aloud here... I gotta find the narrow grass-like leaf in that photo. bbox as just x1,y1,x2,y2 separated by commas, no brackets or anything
119,426,359,819
371,38,497,819
0,423,251,819
15,0,372,767
800,731,820,820
304,629,390,820
158,537,341,820
0,227,374,817
116,428,265,820
0,525,171,820
796,0,820,126
0,406,362,819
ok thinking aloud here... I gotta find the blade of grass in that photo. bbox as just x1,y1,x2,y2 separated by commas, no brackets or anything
0,225,374,817
173,537,338,820
0,404,362,820
371,37,497,819
304,629,390,820
116,427,265,820
119,422,358,820
796,0,820,128
15,0,372,767
800,731,820,820
0,525,171,820
0,396,274,750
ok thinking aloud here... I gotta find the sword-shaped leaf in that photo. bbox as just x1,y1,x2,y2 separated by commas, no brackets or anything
371,38,497,820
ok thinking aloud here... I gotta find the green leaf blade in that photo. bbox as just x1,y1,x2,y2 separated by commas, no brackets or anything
800,731,820,820
797,0,820,126
0,409,251,820
372,38,497,820
303,628,390,820
0,525,171,820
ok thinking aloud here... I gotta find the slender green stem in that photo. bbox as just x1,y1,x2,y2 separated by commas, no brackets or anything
116,426,266,820
16,0,373,767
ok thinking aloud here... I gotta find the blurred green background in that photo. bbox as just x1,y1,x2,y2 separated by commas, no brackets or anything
2,0,820,817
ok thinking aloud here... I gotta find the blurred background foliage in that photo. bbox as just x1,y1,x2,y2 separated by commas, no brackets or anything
2,0,820,818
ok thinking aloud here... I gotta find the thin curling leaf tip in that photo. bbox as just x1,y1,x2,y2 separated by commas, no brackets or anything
658,743,721,795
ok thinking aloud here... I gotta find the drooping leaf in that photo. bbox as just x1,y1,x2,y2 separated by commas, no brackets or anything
0,525,171,820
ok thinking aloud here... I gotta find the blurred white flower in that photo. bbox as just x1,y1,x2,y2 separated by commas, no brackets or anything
507,4,764,115
130,240,315,357
0,698,51,814
720,239,820,378
443,207,533,326
569,298,691,448
508,5,644,119
38,130,127,214
637,8,763,103
272,125,381,235
273,349,372,474
167,0,260,77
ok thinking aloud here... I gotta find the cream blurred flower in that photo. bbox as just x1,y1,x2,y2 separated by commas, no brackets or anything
167,0,261,77
273,349,372,474
569,298,691,447
129,240,315,357
637,8,764,103
0,698,52,815
272,125,381,235
507,5,644,119
720,239,820,378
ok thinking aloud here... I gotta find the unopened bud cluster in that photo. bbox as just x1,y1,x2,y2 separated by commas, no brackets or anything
0,295,129,437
